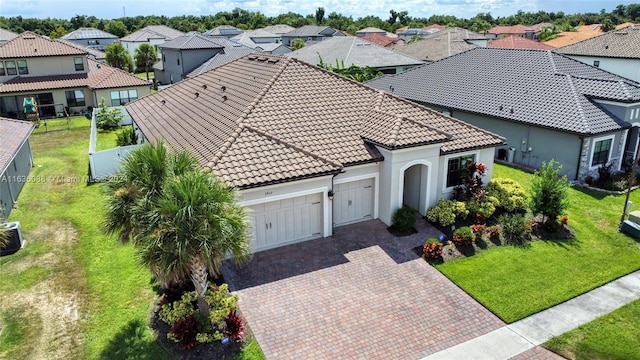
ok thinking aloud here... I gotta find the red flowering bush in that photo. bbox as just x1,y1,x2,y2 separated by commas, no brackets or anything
223,310,245,342
423,238,444,260
453,226,474,246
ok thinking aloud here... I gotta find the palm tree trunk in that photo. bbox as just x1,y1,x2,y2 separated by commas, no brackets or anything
189,255,210,319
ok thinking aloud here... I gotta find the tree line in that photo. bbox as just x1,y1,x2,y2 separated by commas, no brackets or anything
1,4,639,39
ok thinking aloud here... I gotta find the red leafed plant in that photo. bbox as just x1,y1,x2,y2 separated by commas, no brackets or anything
223,310,245,341
470,224,486,238
422,238,443,260
169,314,199,349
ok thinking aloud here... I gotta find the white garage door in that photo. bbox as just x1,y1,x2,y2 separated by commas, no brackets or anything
333,178,373,226
250,193,323,251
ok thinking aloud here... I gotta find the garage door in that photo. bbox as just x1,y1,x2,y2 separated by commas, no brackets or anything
333,178,373,226
250,193,323,251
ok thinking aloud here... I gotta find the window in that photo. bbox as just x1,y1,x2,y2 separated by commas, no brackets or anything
74,57,84,71
65,90,85,107
88,40,98,45
446,154,475,188
110,89,138,106
17,60,28,75
593,60,600,67
0,62,4,76
591,137,613,167
5,61,16,75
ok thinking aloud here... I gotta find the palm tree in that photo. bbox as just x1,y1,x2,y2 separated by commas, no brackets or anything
105,43,134,72
134,44,158,80
138,170,251,317
104,142,251,317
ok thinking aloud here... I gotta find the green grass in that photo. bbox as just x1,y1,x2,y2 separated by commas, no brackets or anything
436,163,640,323
0,119,263,359
544,299,640,360
135,72,155,80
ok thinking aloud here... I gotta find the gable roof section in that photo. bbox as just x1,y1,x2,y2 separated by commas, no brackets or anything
159,33,228,50
288,37,423,68
361,33,402,47
186,47,256,77
489,35,554,50
0,31,86,58
283,25,338,38
391,27,481,62
489,24,533,35
543,29,603,48
555,25,640,59
204,25,243,37
0,28,19,42
56,38,106,59
61,27,118,40
121,25,184,42
0,58,149,93
422,24,446,31
367,48,638,136
126,54,503,188
0,118,34,175
263,24,295,35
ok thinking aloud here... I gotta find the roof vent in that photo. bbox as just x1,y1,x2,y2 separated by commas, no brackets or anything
221,85,226,91
510,107,514,114
389,85,394,92
202,84,207,89
499,105,504,111
266,58,279,64
195,92,199,98
34,48,37,52
222,95,227,102
160,100,166,105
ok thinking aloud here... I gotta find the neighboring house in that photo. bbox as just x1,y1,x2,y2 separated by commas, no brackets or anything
361,33,404,47
487,23,550,40
185,47,255,77
262,24,295,36
543,25,604,48
120,25,184,58
356,27,389,37
57,38,107,62
204,25,243,38
126,54,504,252
230,30,291,55
368,48,640,181
61,27,118,51
391,28,485,62
281,25,345,46
397,28,438,41
488,35,554,50
554,25,640,83
0,118,34,218
0,28,19,44
153,33,253,84
288,36,423,74
0,32,151,119
422,24,445,32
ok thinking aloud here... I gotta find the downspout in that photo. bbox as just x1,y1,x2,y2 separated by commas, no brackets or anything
575,137,584,181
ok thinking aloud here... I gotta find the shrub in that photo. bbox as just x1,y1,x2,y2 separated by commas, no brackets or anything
116,126,139,146
95,98,124,130
530,160,570,228
498,213,531,245
560,215,569,225
596,161,614,187
423,238,444,260
392,206,417,233
453,226,474,246
466,193,499,219
488,226,501,242
470,224,486,239
168,314,199,349
486,178,527,212
222,310,245,342
427,199,468,227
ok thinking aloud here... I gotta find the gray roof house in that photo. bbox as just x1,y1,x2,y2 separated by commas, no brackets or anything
0,28,19,44
153,33,252,84
554,24,640,83
263,24,295,35
0,118,34,218
391,28,486,62
281,25,345,46
368,48,640,181
230,30,291,55
126,53,503,252
397,28,439,41
356,27,388,37
288,37,423,74
204,25,243,38
120,25,184,58
60,27,118,51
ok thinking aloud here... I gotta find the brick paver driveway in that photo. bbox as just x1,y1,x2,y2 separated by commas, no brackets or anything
222,218,506,359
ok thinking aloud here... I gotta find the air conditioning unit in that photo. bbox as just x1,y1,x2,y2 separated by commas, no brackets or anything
1,221,24,256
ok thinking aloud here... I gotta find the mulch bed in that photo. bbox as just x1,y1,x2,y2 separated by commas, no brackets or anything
387,225,417,237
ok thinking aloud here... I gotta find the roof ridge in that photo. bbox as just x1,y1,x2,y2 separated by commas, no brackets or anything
243,124,343,168
371,103,454,142
344,37,357,63
547,50,559,73
564,74,591,134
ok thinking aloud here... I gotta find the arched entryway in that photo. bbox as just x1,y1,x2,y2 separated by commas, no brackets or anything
399,160,431,215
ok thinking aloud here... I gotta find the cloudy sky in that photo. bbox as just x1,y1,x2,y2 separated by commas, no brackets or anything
0,0,635,20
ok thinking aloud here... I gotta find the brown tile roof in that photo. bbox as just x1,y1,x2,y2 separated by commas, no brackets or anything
489,25,534,35
422,24,445,31
0,31,87,58
126,54,504,188
0,58,150,93
391,27,481,62
543,29,603,48
361,33,402,47
0,118,34,175
488,35,554,50
555,25,640,59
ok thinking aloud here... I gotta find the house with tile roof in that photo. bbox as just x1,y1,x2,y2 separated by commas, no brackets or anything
262,24,296,35
391,28,486,62
396,28,439,41
61,27,118,51
281,25,345,46
204,25,243,38
554,25,640,83
125,53,504,252
356,27,389,37
0,28,19,44
288,37,423,74
487,23,550,40
153,33,253,84
0,32,151,119
361,33,404,47
120,25,184,58
488,35,554,50
0,118,34,218
230,30,291,55
368,48,640,181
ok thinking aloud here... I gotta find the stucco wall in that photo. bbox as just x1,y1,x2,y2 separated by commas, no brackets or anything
0,139,33,218
0,56,88,82
566,55,640,84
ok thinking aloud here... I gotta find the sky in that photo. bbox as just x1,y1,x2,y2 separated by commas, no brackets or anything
0,0,636,20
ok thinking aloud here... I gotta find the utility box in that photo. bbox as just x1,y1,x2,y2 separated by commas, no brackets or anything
0,221,24,256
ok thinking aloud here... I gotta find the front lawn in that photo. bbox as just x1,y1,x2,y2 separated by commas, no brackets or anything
436,163,640,323
0,119,263,359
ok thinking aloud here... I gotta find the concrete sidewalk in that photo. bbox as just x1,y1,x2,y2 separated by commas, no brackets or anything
422,270,640,360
